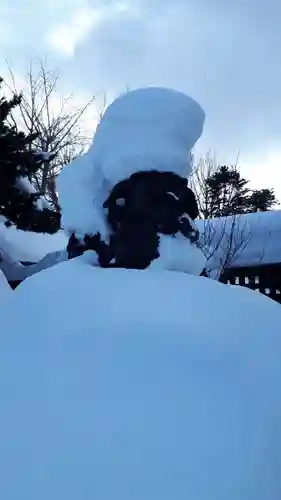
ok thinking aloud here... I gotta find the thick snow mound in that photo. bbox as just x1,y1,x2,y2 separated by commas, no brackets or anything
58,87,205,238
0,270,12,304
0,259,281,499
149,232,206,275
91,87,205,186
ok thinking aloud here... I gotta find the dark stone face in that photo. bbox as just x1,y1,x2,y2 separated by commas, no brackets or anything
67,170,200,270
104,170,199,235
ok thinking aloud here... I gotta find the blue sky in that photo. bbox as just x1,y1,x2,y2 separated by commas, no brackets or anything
1,0,281,197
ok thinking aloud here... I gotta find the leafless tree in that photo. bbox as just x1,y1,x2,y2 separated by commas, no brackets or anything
189,151,218,219
191,152,251,279
4,60,96,209
198,214,251,280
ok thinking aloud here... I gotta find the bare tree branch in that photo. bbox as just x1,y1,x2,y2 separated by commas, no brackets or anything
190,152,218,219
192,153,251,279
198,214,251,280
3,59,96,208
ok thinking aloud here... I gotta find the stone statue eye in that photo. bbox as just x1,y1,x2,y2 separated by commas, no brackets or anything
116,198,126,206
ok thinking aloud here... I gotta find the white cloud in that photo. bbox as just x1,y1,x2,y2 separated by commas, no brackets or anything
46,7,102,57
46,1,137,57
0,4,14,45
1,0,281,197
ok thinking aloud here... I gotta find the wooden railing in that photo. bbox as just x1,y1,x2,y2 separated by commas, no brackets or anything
221,263,281,304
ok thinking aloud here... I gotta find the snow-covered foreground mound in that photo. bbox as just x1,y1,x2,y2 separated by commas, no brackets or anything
0,270,13,304
0,258,281,499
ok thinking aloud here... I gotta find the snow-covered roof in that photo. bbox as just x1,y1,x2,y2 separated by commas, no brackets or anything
0,217,68,262
197,210,281,275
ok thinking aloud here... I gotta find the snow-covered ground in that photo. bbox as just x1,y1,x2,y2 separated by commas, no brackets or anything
0,258,281,500
0,270,13,304
0,216,67,262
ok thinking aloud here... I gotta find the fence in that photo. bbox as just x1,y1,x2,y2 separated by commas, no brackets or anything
221,263,281,304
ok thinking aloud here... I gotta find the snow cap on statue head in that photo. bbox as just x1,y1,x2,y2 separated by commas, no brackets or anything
91,87,205,187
